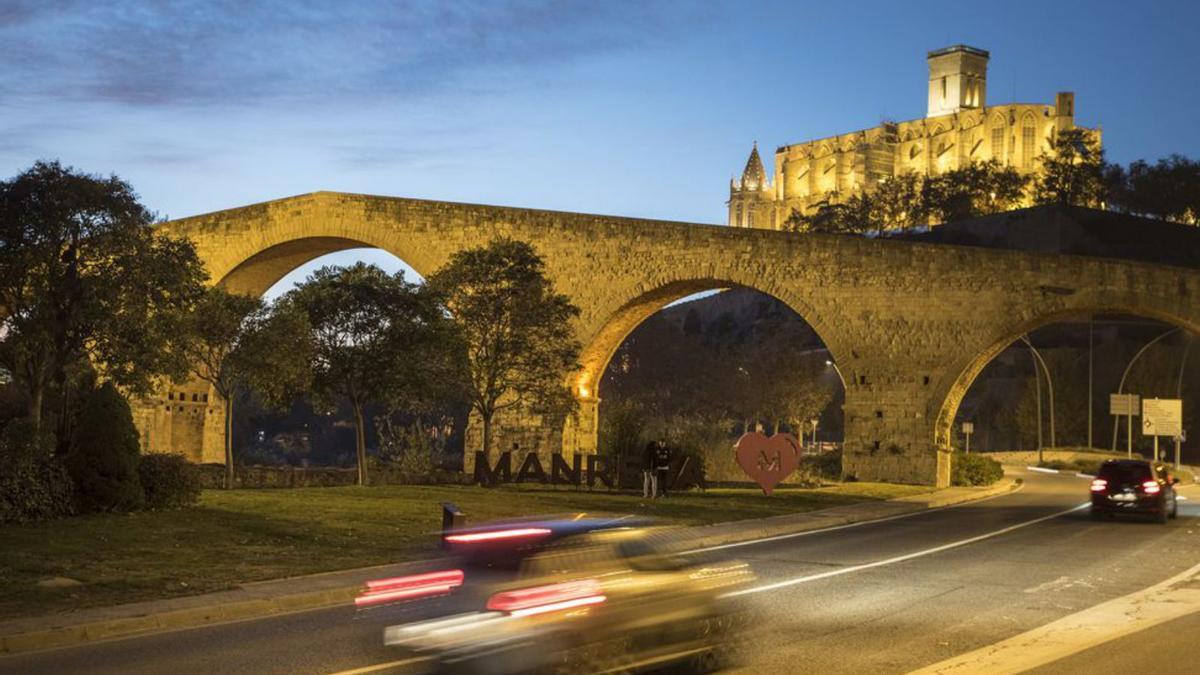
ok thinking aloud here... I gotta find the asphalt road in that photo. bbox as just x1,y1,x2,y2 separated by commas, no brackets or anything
2,469,1198,675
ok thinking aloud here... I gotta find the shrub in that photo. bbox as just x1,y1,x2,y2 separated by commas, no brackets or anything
598,400,647,463
952,453,1003,486
0,420,75,523
376,418,437,478
66,382,144,512
804,449,843,482
1037,459,1073,471
139,453,201,509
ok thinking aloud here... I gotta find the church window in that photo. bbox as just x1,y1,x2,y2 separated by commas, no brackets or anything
1021,118,1036,167
735,205,743,226
991,126,1004,162
941,77,947,101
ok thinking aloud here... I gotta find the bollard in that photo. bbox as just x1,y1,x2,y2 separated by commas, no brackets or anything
441,502,465,548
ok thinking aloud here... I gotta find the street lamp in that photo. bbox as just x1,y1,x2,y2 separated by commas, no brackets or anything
1020,334,1055,465
1110,326,1180,454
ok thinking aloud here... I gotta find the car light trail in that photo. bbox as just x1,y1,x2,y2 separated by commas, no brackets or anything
444,527,552,543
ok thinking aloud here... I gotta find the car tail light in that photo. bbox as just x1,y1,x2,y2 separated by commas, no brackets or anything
486,579,606,617
1089,478,1108,493
443,527,552,544
355,569,464,608
1142,480,1161,495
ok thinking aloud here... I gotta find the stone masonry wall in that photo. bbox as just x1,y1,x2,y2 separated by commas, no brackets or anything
151,192,1200,486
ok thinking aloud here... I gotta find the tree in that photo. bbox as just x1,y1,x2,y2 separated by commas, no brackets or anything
180,287,312,488
924,160,1028,223
66,382,144,512
871,172,926,231
285,263,459,485
0,162,206,444
1107,155,1200,225
784,160,1028,234
1032,128,1107,207
428,239,581,459
784,193,874,234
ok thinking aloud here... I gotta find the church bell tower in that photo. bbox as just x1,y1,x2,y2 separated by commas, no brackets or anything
728,143,772,228
926,45,989,117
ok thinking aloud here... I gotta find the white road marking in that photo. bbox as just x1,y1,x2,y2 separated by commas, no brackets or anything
724,502,1088,597
686,481,1026,554
325,657,425,675
909,561,1200,674
1023,576,1071,594
1027,466,1059,474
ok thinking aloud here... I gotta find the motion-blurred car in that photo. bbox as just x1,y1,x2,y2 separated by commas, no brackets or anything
356,516,754,674
1089,459,1179,523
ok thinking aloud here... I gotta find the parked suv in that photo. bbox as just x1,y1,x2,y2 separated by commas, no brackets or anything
1090,459,1179,523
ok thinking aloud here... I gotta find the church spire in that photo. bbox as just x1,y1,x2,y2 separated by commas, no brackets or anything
741,142,765,191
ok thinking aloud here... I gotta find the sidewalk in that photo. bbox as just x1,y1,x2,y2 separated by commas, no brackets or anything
0,478,1020,655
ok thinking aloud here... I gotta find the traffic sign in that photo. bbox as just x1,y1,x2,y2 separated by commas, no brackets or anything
1142,398,1182,437
962,422,974,434
1110,393,1139,416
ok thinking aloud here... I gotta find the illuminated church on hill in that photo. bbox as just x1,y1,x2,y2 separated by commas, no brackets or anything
728,45,1100,229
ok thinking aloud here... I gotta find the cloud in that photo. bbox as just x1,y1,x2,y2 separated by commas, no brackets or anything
0,0,700,110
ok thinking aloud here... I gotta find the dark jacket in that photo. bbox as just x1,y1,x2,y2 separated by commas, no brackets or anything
653,445,672,471
643,442,658,471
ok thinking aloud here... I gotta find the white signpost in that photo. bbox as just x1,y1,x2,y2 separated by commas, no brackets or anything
1110,393,1139,415
961,422,974,454
1110,393,1140,457
1142,398,1182,462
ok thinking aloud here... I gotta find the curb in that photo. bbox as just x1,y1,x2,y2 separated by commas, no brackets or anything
1,586,360,656
0,478,1021,656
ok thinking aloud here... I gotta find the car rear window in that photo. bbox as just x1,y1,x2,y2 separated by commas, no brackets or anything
1098,462,1153,483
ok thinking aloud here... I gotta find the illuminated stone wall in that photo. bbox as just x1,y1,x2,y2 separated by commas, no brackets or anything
729,44,1099,229
146,192,1200,485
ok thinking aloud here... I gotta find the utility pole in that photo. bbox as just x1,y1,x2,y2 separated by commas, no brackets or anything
1088,317,1094,449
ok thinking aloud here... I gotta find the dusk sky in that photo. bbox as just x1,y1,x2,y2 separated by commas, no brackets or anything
4,0,1198,291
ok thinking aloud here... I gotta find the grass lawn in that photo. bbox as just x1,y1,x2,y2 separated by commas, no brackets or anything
0,481,929,620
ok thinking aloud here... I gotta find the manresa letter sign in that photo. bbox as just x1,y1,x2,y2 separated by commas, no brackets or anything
1142,398,1182,437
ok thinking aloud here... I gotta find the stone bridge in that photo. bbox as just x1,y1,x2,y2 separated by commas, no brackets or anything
141,191,1200,486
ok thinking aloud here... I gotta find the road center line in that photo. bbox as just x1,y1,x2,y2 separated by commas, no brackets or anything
326,657,426,675
724,502,1088,597
686,481,1027,554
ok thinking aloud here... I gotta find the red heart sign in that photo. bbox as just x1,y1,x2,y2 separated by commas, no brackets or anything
734,432,801,495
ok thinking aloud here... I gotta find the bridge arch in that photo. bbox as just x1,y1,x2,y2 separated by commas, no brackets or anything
574,275,848,403
563,274,849,465
932,288,1200,464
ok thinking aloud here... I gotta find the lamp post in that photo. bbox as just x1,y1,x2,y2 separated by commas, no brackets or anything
1175,336,1193,471
1110,327,1180,454
1020,335,1055,463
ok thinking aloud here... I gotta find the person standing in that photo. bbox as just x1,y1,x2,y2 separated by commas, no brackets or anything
654,440,672,498
642,440,658,499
